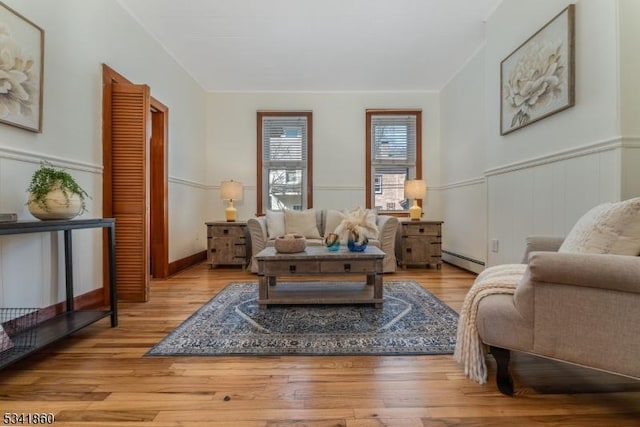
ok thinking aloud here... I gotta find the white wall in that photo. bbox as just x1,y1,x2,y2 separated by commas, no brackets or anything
619,0,640,138
440,0,639,268
439,47,488,272
485,0,620,168
0,0,207,307
618,0,640,200
206,91,442,222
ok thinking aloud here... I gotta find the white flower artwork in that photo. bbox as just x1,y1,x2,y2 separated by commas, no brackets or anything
500,5,574,135
0,3,43,133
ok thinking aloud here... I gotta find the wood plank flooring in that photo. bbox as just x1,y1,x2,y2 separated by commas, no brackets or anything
1,263,639,426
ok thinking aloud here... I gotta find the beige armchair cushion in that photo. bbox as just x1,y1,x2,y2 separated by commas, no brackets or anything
559,197,640,255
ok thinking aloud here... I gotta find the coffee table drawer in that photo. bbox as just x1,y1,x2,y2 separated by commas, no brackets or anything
263,261,320,275
320,260,374,273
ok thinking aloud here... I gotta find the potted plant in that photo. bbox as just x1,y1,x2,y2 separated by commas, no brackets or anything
26,162,89,220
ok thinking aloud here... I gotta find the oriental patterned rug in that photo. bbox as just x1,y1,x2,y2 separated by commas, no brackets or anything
146,281,458,356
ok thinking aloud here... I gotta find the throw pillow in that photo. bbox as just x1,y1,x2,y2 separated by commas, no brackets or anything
266,210,285,239
324,209,346,236
284,208,321,239
559,197,640,255
344,207,378,230
0,324,13,353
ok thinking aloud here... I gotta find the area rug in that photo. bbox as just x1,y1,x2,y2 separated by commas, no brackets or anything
146,281,458,356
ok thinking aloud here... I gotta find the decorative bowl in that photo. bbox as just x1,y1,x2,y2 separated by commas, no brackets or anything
274,234,306,253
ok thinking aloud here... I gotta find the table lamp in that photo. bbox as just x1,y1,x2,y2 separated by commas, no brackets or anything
220,180,243,222
404,179,427,220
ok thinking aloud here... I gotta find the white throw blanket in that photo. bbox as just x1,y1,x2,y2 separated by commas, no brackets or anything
453,264,528,383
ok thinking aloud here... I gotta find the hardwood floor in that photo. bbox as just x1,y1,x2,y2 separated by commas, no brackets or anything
1,262,638,426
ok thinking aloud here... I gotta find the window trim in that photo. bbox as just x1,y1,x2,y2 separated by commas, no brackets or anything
365,109,422,215
257,111,313,215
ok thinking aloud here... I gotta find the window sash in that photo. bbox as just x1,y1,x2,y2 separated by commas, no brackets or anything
368,112,419,212
260,114,310,212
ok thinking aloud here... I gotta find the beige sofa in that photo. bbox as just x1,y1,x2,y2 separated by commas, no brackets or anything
247,209,399,273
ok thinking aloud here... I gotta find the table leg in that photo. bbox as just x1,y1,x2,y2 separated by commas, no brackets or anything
258,274,268,309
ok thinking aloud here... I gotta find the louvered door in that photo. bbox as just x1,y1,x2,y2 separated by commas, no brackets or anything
110,83,151,302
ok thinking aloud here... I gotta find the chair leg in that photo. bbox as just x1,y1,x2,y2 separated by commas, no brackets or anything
490,346,514,396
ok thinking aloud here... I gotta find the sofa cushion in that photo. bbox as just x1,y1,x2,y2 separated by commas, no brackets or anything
284,208,321,239
325,208,378,238
324,209,346,236
559,197,640,255
266,210,285,239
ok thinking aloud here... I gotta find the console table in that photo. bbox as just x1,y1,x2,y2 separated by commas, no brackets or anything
0,218,117,369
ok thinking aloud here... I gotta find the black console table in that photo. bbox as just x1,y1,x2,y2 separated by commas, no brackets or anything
0,218,117,369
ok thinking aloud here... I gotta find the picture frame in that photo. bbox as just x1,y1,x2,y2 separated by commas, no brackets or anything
0,2,44,133
500,4,575,136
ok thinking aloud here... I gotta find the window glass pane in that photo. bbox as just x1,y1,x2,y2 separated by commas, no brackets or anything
373,167,410,211
268,168,303,211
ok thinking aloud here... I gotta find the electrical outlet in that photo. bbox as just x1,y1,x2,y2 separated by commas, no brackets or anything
491,239,499,253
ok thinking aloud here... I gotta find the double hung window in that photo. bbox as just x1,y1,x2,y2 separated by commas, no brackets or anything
366,110,422,213
257,112,313,213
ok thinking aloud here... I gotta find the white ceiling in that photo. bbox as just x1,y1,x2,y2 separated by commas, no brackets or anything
117,0,501,92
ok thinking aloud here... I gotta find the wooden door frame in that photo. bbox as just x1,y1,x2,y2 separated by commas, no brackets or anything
102,64,169,296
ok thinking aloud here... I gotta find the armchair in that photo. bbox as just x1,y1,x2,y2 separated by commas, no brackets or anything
478,242,640,395
456,197,640,395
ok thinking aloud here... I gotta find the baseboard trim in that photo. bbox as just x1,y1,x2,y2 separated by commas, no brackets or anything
37,287,106,324
442,250,485,274
169,250,207,276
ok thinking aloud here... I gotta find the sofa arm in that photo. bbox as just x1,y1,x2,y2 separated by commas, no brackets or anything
521,235,565,263
377,215,399,272
528,251,640,294
247,217,268,272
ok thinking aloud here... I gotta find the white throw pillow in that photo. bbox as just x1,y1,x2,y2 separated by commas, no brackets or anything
559,197,640,255
324,209,346,236
284,209,321,239
343,207,378,231
0,324,13,353
266,210,285,240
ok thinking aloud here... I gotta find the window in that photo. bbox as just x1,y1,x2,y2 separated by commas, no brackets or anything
366,110,422,214
257,111,313,213
374,174,383,195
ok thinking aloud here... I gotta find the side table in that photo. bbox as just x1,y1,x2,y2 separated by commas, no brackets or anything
205,221,249,268
396,220,443,269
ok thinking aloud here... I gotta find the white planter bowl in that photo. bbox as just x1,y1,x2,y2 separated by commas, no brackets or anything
28,189,82,220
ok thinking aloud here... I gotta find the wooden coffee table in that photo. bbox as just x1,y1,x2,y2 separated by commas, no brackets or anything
255,246,385,308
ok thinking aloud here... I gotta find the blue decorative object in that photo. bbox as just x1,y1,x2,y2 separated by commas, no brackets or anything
347,236,368,252
324,232,341,251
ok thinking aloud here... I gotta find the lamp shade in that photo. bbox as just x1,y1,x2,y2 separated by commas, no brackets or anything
404,179,427,200
220,180,243,201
